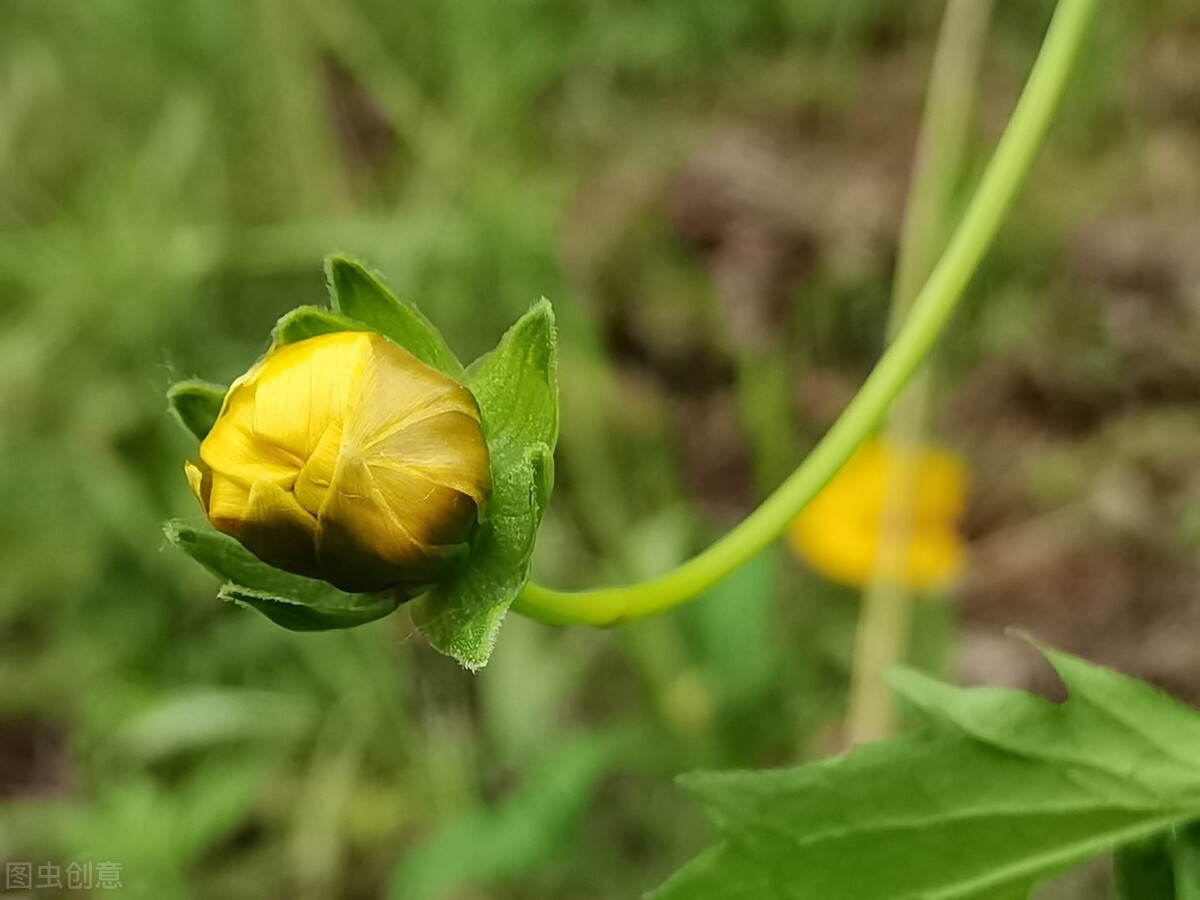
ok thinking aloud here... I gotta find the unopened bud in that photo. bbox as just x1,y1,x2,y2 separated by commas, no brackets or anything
185,331,491,593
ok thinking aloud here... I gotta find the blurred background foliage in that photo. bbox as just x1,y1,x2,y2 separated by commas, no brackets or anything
1,0,1199,897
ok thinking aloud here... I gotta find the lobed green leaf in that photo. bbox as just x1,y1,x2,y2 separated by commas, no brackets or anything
653,643,1200,900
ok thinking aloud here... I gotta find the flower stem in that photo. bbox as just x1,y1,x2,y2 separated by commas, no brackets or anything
513,0,1098,627
846,0,994,747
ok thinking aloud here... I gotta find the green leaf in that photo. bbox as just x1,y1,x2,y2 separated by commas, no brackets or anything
324,254,464,378
886,648,1200,801
653,644,1200,900
270,305,364,346
165,519,401,630
412,301,558,669
167,380,226,441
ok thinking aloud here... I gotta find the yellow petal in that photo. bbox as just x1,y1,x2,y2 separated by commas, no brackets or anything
251,332,368,460
293,419,345,516
187,330,490,592
199,374,303,488
787,437,968,591
200,424,301,488
787,508,879,588
315,456,434,592
228,479,321,580
366,410,492,508
184,459,211,512
808,438,967,524
343,334,476,451
205,471,253,527
369,464,478,549
787,515,963,591
820,439,889,517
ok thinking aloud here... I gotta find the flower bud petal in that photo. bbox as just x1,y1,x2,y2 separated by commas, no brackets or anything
293,420,345,515
236,479,321,579
249,335,360,458
184,459,210,507
365,410,492,509
186,330,491,594
316,455,471,592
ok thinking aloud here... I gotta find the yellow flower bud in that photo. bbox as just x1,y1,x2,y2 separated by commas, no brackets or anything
184,331,491,594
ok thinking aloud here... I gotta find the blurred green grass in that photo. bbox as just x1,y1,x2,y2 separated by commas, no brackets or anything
0,0,1195,897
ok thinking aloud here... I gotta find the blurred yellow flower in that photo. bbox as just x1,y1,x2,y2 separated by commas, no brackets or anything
787,437,967,591
186,331,491,594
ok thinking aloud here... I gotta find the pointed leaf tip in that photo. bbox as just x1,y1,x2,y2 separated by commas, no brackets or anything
469,300,559,455
323,254,463,377
270,306,363,347
167,380,227,441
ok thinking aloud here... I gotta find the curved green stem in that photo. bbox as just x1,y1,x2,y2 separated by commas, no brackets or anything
513,0,1097,627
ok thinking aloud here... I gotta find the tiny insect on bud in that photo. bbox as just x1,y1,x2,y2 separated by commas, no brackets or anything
185,331,492,594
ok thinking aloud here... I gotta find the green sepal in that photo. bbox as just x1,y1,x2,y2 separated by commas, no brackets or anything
218,584,401,632
166,519,401,630
325,254,465,378
413,443,552,669
270,305,365,347
412,300,558,669
167,380,227,441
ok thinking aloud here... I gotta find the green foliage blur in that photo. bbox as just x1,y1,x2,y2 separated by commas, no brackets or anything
0,1,1196,898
